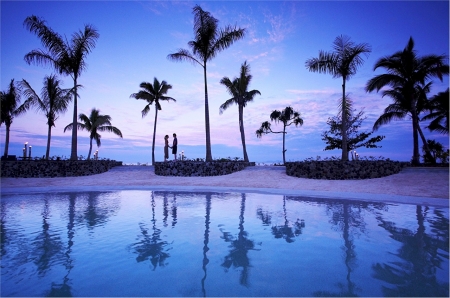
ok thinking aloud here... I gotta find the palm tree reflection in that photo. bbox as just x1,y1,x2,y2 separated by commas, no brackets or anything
271,196,305,243
220,193,259,287
201,194,212,296
372,205,449,297
131,193,170,270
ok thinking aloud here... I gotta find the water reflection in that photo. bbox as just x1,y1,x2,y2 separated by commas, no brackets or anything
372,205,449,297
0,191,448,297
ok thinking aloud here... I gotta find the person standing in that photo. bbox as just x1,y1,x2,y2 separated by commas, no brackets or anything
164,135,169,162
172,133,178,160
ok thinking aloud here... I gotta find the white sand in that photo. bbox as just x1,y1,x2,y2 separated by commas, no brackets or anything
1,166,448,206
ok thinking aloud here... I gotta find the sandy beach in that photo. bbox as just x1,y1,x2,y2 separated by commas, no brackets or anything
1,165,448,207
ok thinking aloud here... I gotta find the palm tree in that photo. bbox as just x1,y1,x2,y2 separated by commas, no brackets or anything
130,78,176,165
422,88,449,135
0,79,31,157
365,37,448,165
306,35,371,161
167,5,246,162
256,106,304,165
20,75,73,159
219,61,261,162
23,15,99,160
63,108,122,160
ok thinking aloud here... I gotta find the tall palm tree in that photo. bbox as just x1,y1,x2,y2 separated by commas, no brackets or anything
0,79,31,157
23,15,99,160
306,35,371,161
256,106,304,165
167,5,246,161
21,75,74,159
63,108,122,160
220,61,261,162
366,37,448,165
422,88,449,135
130,78,176,165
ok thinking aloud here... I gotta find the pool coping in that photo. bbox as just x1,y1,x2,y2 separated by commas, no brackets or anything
1,185,448,208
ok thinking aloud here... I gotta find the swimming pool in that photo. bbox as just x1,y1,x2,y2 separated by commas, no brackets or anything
1,190,448,297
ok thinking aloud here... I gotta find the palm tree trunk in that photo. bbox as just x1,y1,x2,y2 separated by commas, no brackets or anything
282,125,286,165
4,125,10,157
70,77,78,160
87,137,93,160
417,123,435,164
341,80,348,161
411,107,421,165
203,65,213,162
46,124,52,160
152,108,158,165
238,104,249,162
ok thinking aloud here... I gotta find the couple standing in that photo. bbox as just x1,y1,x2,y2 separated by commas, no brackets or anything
164,133,178,162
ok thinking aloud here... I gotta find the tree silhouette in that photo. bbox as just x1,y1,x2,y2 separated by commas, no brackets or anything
220,61,261,162
21,75,74,159
24,15,99,160
130,78,176,164
64,108,123,160
256,106,303,164
306,35,371,161
167,5,246,161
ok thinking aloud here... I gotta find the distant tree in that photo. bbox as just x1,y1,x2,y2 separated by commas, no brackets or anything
422,88,449,135
130,78,176,165
365,36,448,165
64,108,122,160
21,75,74,159
24,15,100,160
422,139,449,164
167,5,246,161
322,109,385,156
0,79,32,157
220,61,261,162
306,35,371,161
256,106,303,164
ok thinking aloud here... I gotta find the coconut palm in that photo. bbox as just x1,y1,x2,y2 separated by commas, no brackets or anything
130,78,176,165
365,37,448,165
220,61,261,162
422,88,449,135
256,106,304,165
167,5,246,162
63,108,122,160
305,35,371,161
23,15,99,160
0,79,32,157
20,75,74,159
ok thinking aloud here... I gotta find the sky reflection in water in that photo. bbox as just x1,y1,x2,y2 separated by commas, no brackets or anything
1,190,448,297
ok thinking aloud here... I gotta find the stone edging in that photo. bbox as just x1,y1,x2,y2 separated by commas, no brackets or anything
1,160,123,178
154,161,255,176
285,160,410,180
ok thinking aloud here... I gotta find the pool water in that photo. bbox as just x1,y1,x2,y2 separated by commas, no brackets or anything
1,190,448,297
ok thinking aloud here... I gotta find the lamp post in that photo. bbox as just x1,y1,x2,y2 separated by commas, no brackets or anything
29,146,32,160
181,150,184,161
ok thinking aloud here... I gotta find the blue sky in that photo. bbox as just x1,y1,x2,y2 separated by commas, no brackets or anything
1,1,449,164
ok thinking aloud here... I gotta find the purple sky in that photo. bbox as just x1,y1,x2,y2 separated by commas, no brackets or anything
1,1,448,164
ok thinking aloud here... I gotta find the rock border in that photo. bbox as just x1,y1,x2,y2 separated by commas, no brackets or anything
1,160,122,178
154,161,255,176
285,160,410,180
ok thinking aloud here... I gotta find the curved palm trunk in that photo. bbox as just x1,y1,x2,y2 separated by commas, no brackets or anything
87,137,93,160
70,77,78,160
152,108,158,165
238,104,249,162
3,125,10,157
417,123,435,164
341,79,348,161
203,65,213,162
46,124,52,160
